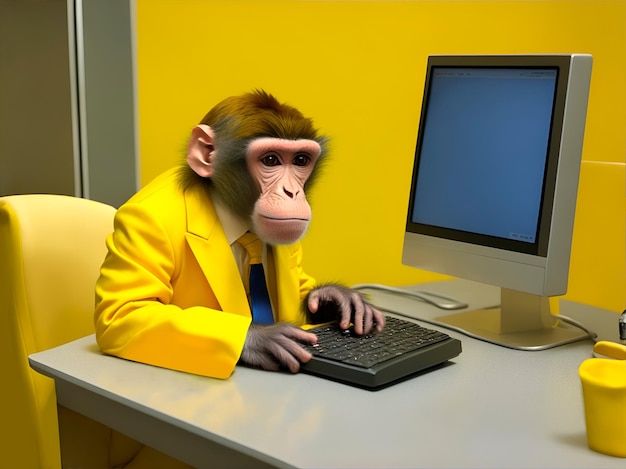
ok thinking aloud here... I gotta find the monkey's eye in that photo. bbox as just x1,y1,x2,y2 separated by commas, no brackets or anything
261,155,281,166
293,154,311,167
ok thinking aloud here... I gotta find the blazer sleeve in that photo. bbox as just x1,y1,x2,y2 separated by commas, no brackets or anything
94,202,250,379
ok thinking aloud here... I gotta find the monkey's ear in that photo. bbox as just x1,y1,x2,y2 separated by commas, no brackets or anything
187,124,216,178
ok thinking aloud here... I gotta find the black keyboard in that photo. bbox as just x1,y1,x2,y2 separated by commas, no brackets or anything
300,316,461,390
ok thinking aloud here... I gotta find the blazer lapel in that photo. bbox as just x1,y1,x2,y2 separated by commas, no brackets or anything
183,187,251,318
271,244,301,323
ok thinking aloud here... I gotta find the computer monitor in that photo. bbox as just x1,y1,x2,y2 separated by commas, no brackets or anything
403,54,593,349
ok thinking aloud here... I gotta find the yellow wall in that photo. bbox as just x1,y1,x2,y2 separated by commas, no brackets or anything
136,0,626,312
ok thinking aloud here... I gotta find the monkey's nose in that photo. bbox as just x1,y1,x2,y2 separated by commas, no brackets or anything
283,187,297,198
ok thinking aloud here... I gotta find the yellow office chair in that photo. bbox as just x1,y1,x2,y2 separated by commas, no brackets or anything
0,194,192,469
0,194,123,468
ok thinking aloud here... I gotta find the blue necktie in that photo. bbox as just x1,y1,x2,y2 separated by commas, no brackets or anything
238,232,274,324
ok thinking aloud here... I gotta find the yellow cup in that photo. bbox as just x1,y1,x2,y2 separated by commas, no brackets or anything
579,358,626,458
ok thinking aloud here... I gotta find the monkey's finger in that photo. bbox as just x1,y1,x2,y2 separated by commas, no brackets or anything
361,302,375,335
351,295,368,335
271,339,312,373
274,347,302,373
312,286,344,302
309,286,342,307
307,291,321,313
282,325,318,346
372,306,386,332
338,308,352,330
333,294,354,330
286,343,314,368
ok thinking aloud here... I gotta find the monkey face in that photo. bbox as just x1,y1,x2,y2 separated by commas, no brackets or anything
246,137,321,245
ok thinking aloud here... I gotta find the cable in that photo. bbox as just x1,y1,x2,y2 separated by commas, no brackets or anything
352,283,597,351
352,283,468,310
554,314,598,343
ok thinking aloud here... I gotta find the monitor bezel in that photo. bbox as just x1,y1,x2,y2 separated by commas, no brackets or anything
405,55,576,258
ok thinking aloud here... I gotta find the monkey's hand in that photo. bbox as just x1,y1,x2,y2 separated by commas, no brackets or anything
239,323,317,373
305,284,385,335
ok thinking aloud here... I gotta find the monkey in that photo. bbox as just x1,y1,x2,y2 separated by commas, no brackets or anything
94,90,385,379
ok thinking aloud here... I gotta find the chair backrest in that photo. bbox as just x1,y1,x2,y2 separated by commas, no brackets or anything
0,194,115,469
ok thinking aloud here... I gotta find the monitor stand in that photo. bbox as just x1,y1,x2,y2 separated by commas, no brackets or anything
436,288,591,350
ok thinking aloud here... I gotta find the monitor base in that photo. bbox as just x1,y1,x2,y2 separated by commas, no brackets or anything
437,307,591,351
436,288,593,350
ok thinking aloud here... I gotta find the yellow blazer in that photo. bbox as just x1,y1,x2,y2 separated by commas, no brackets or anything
95,168,316,379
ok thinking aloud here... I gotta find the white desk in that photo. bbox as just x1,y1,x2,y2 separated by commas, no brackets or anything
30,280,626,469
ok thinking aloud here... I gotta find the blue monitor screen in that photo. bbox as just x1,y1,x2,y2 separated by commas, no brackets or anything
410,67,558,247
